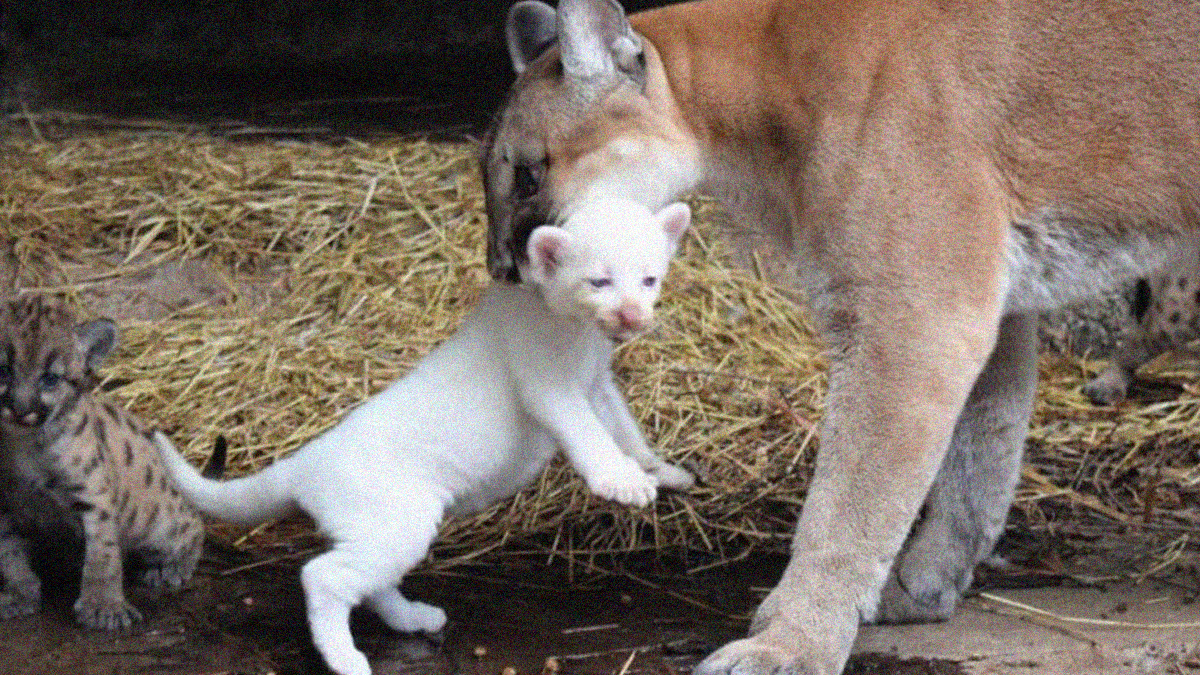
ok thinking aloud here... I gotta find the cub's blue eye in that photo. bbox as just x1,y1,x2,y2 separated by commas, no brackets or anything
642,276,658,287
39,372,61,388
588,278,613,289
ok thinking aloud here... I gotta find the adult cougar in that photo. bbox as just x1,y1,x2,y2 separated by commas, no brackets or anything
483,1,1200,674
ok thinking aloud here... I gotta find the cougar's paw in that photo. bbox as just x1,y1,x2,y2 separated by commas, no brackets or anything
694,636,817,675
74,594,143,630
588,463,658,508
873,574,957,624
647,461,695,490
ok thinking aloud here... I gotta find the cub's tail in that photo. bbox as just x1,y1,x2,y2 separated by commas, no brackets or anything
153,431,297,526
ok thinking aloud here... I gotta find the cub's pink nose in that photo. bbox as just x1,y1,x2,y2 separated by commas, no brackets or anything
617,304,647,331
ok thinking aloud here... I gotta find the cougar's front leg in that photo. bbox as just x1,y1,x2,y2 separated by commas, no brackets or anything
698,284,1004,675
874,312,1038,623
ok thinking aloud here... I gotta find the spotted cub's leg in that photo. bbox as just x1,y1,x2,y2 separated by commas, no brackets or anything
133,431,217,590
0,515,40,619
75,493,141,630
134,523,203,592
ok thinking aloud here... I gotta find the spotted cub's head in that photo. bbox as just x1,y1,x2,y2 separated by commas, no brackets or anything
521,196,690,342
0,296,116,428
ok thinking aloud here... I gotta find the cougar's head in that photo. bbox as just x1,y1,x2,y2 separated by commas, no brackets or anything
484,0,701,282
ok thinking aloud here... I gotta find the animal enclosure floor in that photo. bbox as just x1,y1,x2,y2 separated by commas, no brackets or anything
0,538,1196,675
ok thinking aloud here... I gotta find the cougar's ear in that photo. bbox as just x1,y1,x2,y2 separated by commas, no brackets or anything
506,1,558,74
525,226,575,283
557,0,643,81
656,202,692,255
75,318,116,373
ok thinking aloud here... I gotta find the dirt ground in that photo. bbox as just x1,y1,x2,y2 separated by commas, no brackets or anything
0,526,1196,675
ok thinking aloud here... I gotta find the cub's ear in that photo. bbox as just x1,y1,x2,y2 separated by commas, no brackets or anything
507,1,558,74
557,0,643,81
75,318,117,372
526,226,575,282
656,202,691,254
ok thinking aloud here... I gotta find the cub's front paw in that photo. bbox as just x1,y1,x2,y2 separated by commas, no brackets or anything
588,463,658,508
647,461,695,490
74,594,143,630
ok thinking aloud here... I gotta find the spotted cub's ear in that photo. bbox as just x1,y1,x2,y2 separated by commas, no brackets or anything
655,202,691,255
525,226,575,284
75,319,117,373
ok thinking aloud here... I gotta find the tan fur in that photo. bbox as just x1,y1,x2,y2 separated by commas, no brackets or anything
484,1,1200,674
0,296,203,630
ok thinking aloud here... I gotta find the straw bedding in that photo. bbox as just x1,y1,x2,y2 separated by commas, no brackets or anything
1,117,1196,583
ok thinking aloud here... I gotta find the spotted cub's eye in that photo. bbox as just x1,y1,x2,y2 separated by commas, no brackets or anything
588,278,613,289
642,276,658,287
39,372,61,389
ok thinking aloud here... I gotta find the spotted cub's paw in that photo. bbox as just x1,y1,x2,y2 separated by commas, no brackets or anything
0,589,40,619
139,561,190,590
74,594,143,630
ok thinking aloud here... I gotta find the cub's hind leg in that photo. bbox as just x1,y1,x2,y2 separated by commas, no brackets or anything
301,498,444,675
365,587,447,635
873,313,1039,623
0,515,40,619
133,520,204,591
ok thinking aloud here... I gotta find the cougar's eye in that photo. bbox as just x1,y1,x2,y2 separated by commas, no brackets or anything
39,371,61,389
513,161,542,201
588,278,613,289
642,276,658,288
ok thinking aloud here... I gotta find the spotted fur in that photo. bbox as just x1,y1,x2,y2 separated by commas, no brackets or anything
0,296,203,629
1084,247,1200,404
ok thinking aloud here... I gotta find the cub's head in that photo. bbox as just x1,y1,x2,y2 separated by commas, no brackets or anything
0,296,116,428
521,197,690,341
484,0,700,283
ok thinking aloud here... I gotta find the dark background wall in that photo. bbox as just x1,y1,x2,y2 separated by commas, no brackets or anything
1,0,676,134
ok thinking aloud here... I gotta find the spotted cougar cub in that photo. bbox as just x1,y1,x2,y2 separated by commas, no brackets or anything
0,296,205,630
155,197,694,675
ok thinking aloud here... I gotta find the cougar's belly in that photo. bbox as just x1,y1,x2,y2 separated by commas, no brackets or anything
1004,209,1186,313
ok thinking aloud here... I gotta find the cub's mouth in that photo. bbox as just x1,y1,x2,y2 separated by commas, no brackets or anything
1,406,45,427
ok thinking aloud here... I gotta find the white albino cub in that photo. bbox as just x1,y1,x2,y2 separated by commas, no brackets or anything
155,197,694,675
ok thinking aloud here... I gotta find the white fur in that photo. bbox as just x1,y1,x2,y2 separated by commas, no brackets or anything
155,198,693,675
